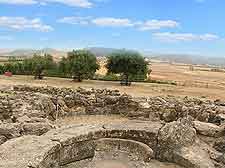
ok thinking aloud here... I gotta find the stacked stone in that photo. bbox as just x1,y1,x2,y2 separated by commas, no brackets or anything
8,85,225,125
0,96,13,121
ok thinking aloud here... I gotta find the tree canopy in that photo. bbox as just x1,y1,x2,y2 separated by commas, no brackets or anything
24,54,55,79
106,50,148,85
59,50,99,82
0,49,150,85
2,54,55,79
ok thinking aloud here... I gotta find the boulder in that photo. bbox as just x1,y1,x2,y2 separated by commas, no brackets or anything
194,121,225,137
0,135,7,145
173,142,215,168
22,122,53,136
104,95,120,105
26,109,46,119
213,138,225,153
70,106,86,116
208,148,225,165
16,115,31,123
216,114,225,125
139,102,151,109
157,117,215,168
0,123,22,139
64,95,75,108
214,99,225,106
29,117,48,123
38,97,56,120
161,108,178,122
157,117,197,161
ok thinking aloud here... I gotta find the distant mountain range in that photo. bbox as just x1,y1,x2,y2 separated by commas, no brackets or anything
85,47,138,57
0,47,137,58
86,48,225,67
0,47,225,66
149,54,225,67
0,48,67,61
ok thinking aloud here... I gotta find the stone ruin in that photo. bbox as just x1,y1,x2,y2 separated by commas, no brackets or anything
0,85,224,168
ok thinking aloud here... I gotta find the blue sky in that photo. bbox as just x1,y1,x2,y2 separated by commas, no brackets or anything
0,0,224,56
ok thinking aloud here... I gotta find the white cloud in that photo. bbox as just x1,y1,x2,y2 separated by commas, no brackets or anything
139,20,179,31
59,16,179,31
0,17,53,32
199,34,219,40
92,17,134,27
45,0,93,8
0,0,93,8
153,32,219,42
0,0,37,5
0,35,13,41
58,16,134,27
58,16,92,25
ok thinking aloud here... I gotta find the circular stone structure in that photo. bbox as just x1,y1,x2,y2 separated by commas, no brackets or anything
0,120,184,168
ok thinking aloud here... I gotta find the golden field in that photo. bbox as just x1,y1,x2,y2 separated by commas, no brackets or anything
1,60,225,100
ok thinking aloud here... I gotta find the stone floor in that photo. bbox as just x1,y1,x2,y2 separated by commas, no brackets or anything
63,159,183,168
62,150,184,168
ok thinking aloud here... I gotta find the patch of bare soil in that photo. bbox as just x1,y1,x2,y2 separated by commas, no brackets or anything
62,151,184,168
64,159,183,168
55,115,129,127
0,75,225,99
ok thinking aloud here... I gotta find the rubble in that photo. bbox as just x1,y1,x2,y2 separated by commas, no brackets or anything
0,85,225,168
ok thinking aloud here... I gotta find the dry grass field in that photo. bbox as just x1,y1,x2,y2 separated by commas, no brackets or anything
1,61,225,100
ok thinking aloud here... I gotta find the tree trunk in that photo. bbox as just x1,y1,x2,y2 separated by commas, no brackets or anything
72,76,76,81
125,74,130,86
38,72,42,80
72,75,82,82
78,75,82,82
34,68,43,80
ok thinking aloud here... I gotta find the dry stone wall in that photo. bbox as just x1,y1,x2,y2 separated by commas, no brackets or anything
0,121,162,168
0,85,225,168
0,85,225,145
9,85,225,125
0,118,224,168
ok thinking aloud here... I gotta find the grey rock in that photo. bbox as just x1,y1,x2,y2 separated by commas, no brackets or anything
16,115,31,123
0,123,22,139
157,117,215,168
0,135,7,145
194,121,225,137
22,122,53,136
213,138,225,153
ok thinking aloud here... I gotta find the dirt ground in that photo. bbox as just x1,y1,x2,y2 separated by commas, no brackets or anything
55,115,129,127
1,61,225,100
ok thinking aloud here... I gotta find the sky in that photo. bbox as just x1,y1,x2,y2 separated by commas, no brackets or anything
0,0,224,56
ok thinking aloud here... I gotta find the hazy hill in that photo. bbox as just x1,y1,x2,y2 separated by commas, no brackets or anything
1,47,225,66
0,49,14,56
86,47,124,57
0,48,67,61
150,53,225,67
86,47,139,57
0,47,118,58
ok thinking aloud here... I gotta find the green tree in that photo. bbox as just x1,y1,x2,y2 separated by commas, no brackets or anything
14,62,25,74
106,50,148,86
58,56,68,76
8,56,17,62
23,54,55,79
3,63,15,73
0,64,4,74
65,50,99,82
